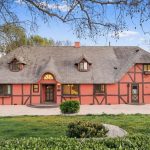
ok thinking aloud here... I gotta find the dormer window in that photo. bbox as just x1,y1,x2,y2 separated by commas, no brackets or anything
79,61,88,71
75,54,92,72
8,58,25,72
9,59,20,72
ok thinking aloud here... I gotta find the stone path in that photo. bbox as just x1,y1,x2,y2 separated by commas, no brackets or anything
0,104,150,116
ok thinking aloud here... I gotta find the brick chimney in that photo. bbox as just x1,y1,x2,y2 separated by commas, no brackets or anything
74,42,80,48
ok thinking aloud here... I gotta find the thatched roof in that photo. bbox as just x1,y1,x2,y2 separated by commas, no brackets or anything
0,46,149,84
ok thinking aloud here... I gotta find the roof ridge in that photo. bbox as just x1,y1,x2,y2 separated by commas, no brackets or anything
19,45,141,48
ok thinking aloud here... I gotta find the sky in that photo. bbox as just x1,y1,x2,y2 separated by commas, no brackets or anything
14,0,150,51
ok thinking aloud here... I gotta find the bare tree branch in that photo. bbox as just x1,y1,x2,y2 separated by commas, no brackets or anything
0,0,150,39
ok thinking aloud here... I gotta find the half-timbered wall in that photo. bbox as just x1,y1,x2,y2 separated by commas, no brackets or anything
0,84,40,105
61,64,150,105
0,64,150,105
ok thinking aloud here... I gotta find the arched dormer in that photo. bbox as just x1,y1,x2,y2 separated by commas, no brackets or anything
8,57,26,72
75,54,92,72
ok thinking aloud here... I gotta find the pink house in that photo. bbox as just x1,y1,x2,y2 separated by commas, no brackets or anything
0,42,150,105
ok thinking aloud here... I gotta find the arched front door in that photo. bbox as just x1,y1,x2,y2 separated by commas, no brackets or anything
40,73,56,103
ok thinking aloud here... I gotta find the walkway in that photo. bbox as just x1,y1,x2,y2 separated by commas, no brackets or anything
0,104,150,116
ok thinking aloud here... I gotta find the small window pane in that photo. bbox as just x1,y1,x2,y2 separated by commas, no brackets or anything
144,65,147,71
0,85,3,95
34,85,38,88
133,85,137,90
0,85,12,95
80,63,84,70
148,65,150,71
94,84,105,94
132,89,137,94
7,85,11,95
33,84,39,93
12,63,19,71
84,62,88,70
144,64,150,72
101,85,105,92
71,85,79,95
63,85,70,95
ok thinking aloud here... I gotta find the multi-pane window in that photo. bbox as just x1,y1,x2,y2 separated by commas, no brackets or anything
0,85,12,96
9,59,21,72
143,64,150,72
33,84,39,93
62,84,79,95
94,84,105,94
79,61,88,71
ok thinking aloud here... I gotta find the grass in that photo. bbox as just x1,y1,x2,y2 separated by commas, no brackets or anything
0,114,150,139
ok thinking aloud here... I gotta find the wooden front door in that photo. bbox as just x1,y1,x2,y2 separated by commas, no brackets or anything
45,85,54,102
131,83,139,103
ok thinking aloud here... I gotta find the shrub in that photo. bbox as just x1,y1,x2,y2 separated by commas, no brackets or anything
0,135,150,149
66,121,108,138
60,100,80,114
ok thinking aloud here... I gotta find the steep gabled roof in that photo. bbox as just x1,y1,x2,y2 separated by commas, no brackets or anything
0,46,150,84
75,54,92,65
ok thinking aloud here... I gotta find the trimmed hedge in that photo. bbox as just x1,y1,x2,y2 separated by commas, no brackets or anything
0,136,150,149
60,100,80,114
67,121,108,138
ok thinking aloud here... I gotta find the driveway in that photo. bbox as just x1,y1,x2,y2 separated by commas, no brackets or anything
0,104,150,116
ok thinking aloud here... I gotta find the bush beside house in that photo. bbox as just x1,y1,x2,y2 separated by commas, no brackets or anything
60,100,80,114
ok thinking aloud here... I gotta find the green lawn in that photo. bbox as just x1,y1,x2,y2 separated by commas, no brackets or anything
0,114,150,139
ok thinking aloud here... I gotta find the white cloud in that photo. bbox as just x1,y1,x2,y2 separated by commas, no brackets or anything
34,2,70,12
118,31,139,38
15,0,24,4
47,4,70,12
140,37,150,45
15,0,70,12
110,30,139,38
140,37,145,42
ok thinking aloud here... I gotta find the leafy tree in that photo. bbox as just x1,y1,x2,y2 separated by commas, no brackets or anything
0,24,54,54
27,35,54,46
0,0,150,39
0,23,27,54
